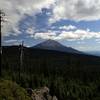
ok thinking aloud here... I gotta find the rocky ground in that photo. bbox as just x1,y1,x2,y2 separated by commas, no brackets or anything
0,79,58,100
27,86,58,100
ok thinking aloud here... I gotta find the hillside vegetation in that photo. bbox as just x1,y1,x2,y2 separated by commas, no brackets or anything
1,46,100,100
0,79,31,100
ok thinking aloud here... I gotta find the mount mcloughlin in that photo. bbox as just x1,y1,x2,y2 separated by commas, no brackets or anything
33,39,82,54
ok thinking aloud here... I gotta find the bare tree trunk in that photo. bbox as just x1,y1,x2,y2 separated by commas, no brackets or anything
19,41,24,81
0,12,2,77
0,10,6,77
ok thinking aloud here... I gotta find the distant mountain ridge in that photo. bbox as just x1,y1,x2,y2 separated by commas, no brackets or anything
85,51,100,57
33,39,82,54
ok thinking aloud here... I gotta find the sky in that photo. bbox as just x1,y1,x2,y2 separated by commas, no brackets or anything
1,0,100,51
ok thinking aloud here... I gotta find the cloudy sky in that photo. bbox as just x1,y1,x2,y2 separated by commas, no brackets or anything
1,0,100,51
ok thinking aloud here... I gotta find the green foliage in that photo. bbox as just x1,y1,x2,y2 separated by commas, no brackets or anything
0,79,31,100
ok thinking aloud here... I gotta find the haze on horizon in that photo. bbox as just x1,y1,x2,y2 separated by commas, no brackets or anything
1,0,100,52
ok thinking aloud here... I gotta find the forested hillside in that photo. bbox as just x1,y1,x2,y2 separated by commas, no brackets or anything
1,46,100,100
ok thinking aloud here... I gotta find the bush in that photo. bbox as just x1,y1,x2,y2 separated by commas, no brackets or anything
0,79,31,100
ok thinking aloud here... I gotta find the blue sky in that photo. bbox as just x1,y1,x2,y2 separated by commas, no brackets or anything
1,0,100,51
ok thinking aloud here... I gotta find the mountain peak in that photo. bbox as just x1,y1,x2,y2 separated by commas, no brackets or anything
38,39,63,47
33,39,82,54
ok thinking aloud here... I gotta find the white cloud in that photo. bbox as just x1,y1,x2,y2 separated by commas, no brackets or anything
58,30,100,40
26,27,34,34
0,0,54,36
12,27,21,35
74,46,91,51
77,41,85,44
49,0,100,23
57,31,79,40
4,39,19,43
4,39,23,45
95,39,100,41
34,32,57,40
97,41,100,44
33,29,100,40
75,45,100,51
1,0,100,37
4,39,26,45
59,25,77,30
95,38,100,44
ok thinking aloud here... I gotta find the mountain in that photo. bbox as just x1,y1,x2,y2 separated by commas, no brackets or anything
33,39,82,54
85,51,100,57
